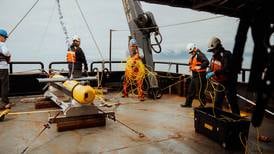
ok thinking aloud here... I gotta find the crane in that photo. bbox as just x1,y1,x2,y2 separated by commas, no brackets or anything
122,0,163,99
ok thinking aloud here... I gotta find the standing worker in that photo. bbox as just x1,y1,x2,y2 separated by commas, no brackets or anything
67,35,88,78
123,38,145,101
206,36,240,115
0,28,11,110
181,43,209,108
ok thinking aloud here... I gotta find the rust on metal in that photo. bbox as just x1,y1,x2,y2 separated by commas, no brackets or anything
35,100,60,109
56,114,106,132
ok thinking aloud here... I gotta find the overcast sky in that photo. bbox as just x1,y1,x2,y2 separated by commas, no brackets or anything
1,0,254,69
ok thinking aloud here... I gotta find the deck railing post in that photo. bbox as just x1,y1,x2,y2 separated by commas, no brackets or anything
242,70,245,82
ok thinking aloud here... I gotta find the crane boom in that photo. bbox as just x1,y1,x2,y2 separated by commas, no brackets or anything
122,0,162,99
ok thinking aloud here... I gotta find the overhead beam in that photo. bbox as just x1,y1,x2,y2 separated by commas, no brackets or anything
193,0,221,9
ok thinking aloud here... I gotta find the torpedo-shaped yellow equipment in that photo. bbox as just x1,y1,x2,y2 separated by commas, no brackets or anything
63,80,96,104
38,74,114,132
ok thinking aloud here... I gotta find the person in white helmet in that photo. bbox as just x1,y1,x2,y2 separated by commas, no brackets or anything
67,35,88,78
206,36,240,115
181,43,209,108
0,28,11,110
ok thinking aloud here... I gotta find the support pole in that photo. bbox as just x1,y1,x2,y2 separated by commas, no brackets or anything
109,29,113,72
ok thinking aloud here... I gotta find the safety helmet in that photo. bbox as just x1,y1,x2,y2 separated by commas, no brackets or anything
208,37,221,50
0,29,8,38
72,35,80,42
129,38,137,46
186,43,197,53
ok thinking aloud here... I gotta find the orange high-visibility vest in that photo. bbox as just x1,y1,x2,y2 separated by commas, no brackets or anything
189,55,206,72
67,51,76,63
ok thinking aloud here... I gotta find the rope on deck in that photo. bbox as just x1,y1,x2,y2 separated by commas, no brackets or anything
9,109,61,115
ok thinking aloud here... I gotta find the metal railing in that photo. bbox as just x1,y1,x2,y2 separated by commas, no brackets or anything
153,61,189,74
9,61,45,73
240,68,251,83
90,60,126,72
48,61,69,73
8,60,251,83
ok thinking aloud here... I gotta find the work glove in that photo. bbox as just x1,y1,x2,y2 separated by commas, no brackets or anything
194,66,201,70
206,71,215,79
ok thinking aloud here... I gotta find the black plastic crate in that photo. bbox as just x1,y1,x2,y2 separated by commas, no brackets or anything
194,107,250,149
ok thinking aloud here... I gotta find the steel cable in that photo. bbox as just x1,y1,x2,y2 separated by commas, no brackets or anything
8,0,41,37
112,15,225,31
74,0,104,61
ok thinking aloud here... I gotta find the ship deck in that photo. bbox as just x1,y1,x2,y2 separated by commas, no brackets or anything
1,92,273,154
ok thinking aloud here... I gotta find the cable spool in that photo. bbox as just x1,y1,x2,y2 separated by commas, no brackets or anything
63,80,96,104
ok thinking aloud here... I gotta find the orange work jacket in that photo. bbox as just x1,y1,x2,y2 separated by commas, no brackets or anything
189,55,206,72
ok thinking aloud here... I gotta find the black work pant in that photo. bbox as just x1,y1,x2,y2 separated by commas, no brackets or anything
214,80,240,115
68,63,83,78
69,69,82,78
185,72,207,106
0,69,9,104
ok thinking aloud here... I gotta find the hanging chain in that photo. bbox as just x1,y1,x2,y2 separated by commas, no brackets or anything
56,0,70,48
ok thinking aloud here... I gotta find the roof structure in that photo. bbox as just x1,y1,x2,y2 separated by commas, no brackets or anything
140,0,273,129
140,0,274,22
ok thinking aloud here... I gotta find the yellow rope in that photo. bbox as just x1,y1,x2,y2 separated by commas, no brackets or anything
197,72,205,106
205,79,226,117
256,128,263,154
9,109,61,115
123,57,146,96
125,57,146,80
239,132,249,154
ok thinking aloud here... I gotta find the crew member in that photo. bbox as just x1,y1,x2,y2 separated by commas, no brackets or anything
181,43,209,108
206,36,240,115
67,35,88,78
0,28,11,109
123,38,145,101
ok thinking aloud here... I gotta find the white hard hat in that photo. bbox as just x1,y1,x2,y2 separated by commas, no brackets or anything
186,43,197,53
208,37,221,50
72,35,80,42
